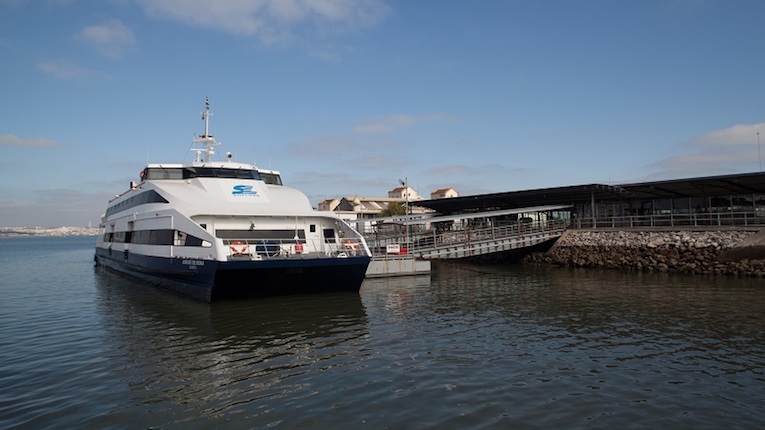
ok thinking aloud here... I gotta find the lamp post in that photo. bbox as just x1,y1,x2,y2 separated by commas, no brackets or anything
399,177,409,215
758,131,762,172
399,178,409,252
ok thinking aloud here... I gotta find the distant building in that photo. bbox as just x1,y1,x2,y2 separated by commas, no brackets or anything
317,198,341,212
388,186,421,201
336,196,405,217
320,186,432,232
430,188,459,199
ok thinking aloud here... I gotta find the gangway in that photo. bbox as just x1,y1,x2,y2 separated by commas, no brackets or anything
365,205,571,261
412,219,566,259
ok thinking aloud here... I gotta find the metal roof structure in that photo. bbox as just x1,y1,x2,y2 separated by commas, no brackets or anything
416,172,765,214
397,205,572,225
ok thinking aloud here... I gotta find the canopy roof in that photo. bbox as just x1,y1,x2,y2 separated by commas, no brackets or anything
417,172,765,214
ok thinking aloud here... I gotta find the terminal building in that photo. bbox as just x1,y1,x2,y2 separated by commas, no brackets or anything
413,171,765,229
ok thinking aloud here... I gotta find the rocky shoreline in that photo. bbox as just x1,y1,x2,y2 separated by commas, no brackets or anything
522,229,765,277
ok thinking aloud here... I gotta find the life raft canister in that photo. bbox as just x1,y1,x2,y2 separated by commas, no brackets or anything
230,241,249,254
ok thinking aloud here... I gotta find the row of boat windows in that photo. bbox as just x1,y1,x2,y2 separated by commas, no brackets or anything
105,190,169,217
215,229,307,240
105,229,207,247
216,228,338,242
142,167,283,185
105,228,338,246
143,167,259,181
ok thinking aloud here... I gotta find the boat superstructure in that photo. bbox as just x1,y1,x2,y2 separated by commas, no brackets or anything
94,99,371,301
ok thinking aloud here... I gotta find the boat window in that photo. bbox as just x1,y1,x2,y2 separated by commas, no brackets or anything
184,167,261,180
259,172,283,185
146,168,184,180
132,229,174,246
175,231,207,246
117,229,210,247
323,228,336,243
215,229,306,240
105,190,169,217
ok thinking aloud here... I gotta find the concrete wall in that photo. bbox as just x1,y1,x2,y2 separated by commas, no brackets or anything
366,257,431,278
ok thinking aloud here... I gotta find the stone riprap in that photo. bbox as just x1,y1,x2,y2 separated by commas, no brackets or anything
523,229,765,277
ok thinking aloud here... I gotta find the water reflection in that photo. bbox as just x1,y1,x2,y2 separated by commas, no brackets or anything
7,237,765,428
93,268,369,427
360,266,765,429
91,264,765,428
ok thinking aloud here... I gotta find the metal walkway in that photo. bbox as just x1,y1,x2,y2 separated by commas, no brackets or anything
410,220,567,259
364,205,570,261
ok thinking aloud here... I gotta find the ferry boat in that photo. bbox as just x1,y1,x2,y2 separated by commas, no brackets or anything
94,99,371,302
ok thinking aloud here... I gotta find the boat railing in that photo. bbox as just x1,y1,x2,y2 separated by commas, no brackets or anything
222,237,368,260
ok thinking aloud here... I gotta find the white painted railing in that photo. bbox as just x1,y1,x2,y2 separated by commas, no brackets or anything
222,237,368,260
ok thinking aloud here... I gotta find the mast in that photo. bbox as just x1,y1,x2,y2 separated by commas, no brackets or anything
201,97,211,138
192,97,220,162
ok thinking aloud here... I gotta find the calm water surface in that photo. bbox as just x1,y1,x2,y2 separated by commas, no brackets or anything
1,236,765,429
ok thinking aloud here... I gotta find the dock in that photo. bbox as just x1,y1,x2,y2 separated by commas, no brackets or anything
366,255,431,278
363,205,569,277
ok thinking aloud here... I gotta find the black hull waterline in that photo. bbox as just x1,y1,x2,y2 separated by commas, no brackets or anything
94,248,370,302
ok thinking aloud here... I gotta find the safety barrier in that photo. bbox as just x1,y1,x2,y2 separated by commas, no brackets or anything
366,219,568,260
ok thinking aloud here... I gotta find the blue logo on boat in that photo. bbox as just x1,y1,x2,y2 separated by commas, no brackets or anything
232,185,258,197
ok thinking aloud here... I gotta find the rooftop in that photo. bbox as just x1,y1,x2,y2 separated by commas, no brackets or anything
415,171,765,214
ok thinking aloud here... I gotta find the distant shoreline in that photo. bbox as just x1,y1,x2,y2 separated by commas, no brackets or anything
0,227,99,238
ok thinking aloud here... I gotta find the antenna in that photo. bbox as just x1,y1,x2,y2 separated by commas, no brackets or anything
191,98,220,162
201,97,212,138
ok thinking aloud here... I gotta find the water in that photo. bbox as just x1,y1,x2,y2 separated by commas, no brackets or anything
1,236,765,429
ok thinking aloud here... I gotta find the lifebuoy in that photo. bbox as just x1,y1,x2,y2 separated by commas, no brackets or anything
294,242,304,253
230,241,248,254
343,239,359,251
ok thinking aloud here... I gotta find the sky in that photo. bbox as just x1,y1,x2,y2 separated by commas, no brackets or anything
1,0,765,227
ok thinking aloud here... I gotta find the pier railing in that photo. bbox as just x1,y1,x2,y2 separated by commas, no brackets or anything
573,211,765,229
366,219,568,259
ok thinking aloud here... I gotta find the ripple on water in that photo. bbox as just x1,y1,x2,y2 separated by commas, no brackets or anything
2,240,765,428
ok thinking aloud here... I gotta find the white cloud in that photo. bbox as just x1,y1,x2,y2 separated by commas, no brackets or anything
0,134,56,147
354,114,455,134
684,123,765,148
79,20,136,58
645,123,765,179
36,59,100,80
135,0,390,44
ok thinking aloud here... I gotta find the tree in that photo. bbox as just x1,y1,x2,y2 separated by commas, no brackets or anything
379,202,407,217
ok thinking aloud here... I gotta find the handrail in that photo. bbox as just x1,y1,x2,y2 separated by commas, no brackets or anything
366,219,568,258
573,211,765,229
222,236,369,260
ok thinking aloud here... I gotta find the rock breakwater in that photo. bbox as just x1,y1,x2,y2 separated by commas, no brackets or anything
523,229,765,277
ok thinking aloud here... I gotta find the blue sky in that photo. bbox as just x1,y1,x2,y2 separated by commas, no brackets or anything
2,0,764,227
